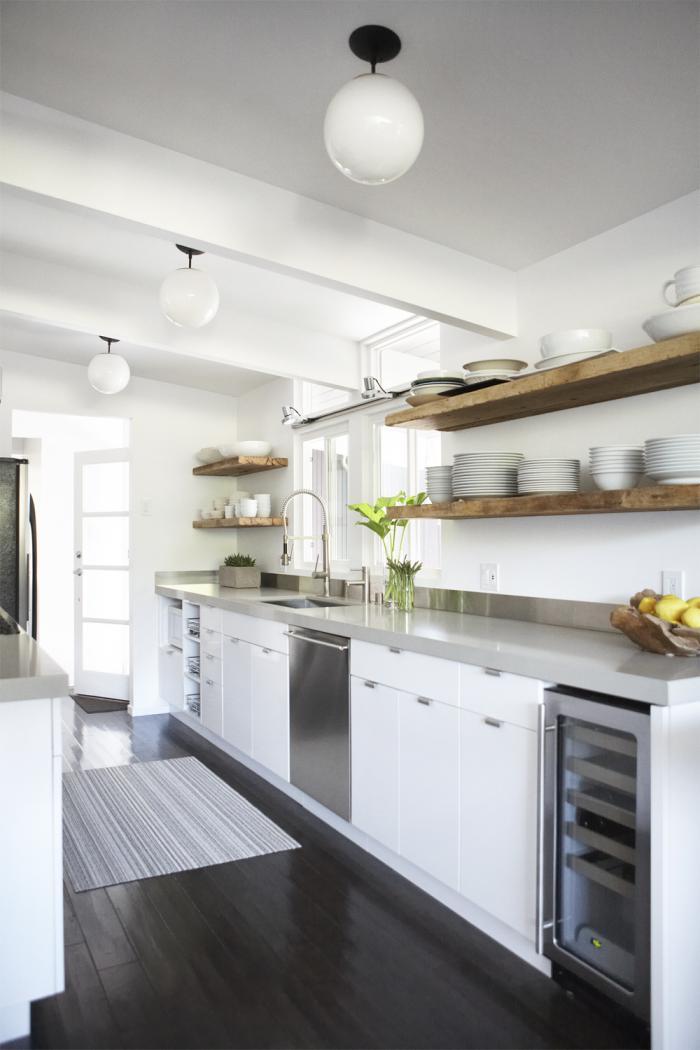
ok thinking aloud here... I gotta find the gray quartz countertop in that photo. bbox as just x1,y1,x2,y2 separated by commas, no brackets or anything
156,583,700,706
0,618,69,702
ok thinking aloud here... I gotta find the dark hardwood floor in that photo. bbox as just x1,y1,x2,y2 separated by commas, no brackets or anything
28,699,647,1050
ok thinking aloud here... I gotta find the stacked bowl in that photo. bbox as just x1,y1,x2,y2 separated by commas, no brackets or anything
535,329,615,371
462,358,528,387
425,465,454,503
517,459,580,495
644,434,700,485
452,451,523,498
589,446,644,491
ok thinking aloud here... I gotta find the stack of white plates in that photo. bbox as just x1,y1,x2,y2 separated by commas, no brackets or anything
406,371,466,407
462,358,528,387
517,459,580,494
644,434,700,485
425,465,453,503
453,452,523,498
589,446,644,491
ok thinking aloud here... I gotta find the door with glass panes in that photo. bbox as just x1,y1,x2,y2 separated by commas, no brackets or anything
73,449,131,700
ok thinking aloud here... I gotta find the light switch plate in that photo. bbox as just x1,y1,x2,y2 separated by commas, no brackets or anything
661,569,684,597
480,563,499,592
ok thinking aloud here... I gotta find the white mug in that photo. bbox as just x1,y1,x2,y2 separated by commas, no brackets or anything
224,505,234,519
663,265,700,307
254,493,272,517
239,498,258,518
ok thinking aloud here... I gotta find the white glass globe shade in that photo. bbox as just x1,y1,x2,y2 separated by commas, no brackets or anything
88,353,131,395
324,73,424,185
159,266,220,328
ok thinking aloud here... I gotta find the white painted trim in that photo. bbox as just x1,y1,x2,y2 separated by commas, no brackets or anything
171,708,550,976
0,1001,30,1043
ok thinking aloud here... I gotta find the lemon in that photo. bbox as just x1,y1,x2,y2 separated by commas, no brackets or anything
681,607,700,629
686,597,700,609
638,596,657,614
655,595,689,623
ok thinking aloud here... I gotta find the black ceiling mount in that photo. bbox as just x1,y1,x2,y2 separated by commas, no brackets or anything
175,243,205,268
99,336,120,354
349,25,402,73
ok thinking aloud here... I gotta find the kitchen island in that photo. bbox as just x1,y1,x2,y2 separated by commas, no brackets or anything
0,611,68,1043
156,577,700,1049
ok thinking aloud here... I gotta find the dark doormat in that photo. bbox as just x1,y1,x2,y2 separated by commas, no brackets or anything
72,694,129,714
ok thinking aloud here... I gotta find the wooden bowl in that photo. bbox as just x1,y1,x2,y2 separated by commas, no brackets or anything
611,590,700,656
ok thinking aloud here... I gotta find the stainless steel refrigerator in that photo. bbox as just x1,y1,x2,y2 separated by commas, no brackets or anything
0,457,37,636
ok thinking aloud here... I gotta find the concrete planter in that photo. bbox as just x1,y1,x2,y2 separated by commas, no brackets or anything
219,566,261,589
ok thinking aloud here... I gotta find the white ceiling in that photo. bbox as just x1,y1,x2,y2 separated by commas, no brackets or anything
1,0,698,269
0,190,411,343
0,313,275,396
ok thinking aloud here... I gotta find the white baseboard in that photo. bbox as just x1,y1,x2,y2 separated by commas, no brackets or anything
171,710,550,977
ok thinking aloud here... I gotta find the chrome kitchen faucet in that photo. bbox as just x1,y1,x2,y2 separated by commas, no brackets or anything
280,489,331,596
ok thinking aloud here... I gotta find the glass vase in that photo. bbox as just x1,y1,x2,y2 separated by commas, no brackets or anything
384,563,418,611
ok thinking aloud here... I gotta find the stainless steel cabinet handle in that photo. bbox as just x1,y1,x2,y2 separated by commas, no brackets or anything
205,653,215,660
484,667,501,677
364,680,375,689
389,646,401,654
417,696,432,706
73,568,82,576
484,716,502,728
205,678,214,686
226,636,239,644
262,647,272,654
206,628,215,635
537,709,557,955
284,631,349,652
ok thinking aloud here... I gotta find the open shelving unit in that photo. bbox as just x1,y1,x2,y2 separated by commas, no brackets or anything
385,484,700,522
193,516,284,529
193,456,288,477
384,334,700,432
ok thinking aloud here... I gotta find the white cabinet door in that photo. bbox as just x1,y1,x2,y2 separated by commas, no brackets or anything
398,693,460,889
459,708,538,940
222,635,252,754
350,677,400,852
251,645,289,781
200,675,223,737
158,646,182,709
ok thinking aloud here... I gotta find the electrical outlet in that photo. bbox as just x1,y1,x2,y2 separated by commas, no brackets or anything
141,498,153,517
480,563,499,592
661,569,685,597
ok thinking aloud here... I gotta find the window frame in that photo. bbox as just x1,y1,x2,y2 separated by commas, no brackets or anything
292,417,351,574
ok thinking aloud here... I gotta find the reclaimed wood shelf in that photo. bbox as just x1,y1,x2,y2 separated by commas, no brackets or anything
384,485,700,521
193,517,284,529
193,456,288,477
384,334,700,432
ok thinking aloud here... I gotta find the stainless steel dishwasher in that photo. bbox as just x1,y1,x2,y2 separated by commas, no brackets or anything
285,626,350,820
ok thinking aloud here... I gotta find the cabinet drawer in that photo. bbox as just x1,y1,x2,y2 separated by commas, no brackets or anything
201,653,222,686
201,675,223,736
351,639,459,707
201,626,222,657
222,610,288,654
200,604,223,633
459,664,542,731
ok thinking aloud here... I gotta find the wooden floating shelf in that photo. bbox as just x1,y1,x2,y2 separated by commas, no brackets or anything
385,485,700,521
193,456,288,478
193,517,284,529
384,334,700,432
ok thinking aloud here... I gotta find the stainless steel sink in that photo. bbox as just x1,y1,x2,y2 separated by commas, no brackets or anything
262,597,348,609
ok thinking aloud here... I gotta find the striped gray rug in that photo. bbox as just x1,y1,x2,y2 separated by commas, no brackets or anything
63,756,300,892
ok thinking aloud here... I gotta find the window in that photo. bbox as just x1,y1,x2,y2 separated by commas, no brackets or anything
299,381,352,417
298,427,349,570
374,420,441,575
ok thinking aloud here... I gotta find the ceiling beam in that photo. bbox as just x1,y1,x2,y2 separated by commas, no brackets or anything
0,250,361,388
0,93,517,338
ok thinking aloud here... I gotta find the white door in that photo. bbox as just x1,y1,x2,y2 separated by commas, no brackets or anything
250,645,289,780
350,676,400,852
398,692,460,889
73,449,131,700
459,709,538,939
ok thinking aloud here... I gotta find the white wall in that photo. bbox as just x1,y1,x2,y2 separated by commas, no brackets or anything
439,192,700,602
0,348,241,714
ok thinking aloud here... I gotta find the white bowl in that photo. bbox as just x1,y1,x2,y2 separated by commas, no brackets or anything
591,471,643,490
540,328,612,359
195,447,220,464
642,303,700,343
462,358,529,373
233,441,273,457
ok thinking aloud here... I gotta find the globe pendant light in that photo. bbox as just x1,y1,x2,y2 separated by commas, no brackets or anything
324,25,424,185
88,336,130,395
159,244,220,328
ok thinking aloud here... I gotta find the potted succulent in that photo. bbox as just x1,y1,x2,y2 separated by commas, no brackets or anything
219,554,261,589
348,491,426,610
